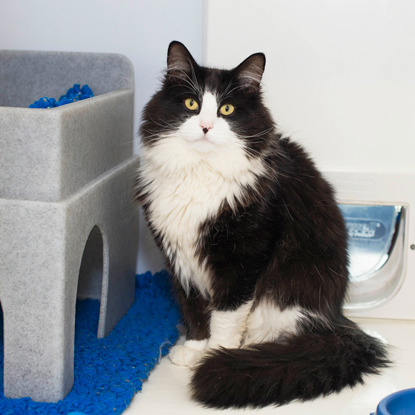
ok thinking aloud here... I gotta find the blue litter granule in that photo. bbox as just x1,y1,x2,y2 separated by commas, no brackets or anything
29,84,94,108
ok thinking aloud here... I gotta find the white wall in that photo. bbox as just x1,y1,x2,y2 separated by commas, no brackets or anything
0,0,204,273
206,0,415,174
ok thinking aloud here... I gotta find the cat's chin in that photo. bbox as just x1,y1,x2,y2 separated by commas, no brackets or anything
187,136,218,153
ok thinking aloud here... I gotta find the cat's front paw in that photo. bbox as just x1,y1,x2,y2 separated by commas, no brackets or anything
169,339,208,367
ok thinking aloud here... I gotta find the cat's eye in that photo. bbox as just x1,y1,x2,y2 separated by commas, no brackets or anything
219,104,235,116
184,98,199,111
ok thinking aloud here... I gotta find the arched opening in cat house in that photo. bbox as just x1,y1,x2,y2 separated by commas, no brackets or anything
76,225,108,338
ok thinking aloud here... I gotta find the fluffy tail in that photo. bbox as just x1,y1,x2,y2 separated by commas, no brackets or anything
191,318,389,409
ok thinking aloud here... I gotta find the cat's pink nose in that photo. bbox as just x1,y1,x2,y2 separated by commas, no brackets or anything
201,124,213,134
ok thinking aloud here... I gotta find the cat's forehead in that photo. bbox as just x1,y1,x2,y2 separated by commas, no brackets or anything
199,67,234,96
203,68,227,86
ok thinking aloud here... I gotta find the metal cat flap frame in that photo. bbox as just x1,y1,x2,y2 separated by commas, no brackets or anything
325,171,414,320
341,203,406,312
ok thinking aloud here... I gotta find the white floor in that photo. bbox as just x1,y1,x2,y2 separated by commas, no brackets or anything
124,318,414,415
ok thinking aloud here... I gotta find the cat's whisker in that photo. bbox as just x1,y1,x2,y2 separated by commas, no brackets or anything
146,115,180,130
188,58,202,93
220,84,247,100
237,127,275,140
167,82,200,97
167,67,202,96
219,79,236,101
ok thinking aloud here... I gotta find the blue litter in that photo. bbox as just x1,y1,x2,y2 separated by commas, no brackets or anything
29,84,93,108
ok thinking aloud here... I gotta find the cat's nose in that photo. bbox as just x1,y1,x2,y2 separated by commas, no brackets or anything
200,111,215,134
200,123,213,134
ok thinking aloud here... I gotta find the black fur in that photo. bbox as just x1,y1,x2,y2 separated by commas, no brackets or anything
192,317,389,408
199,137,350,313
137,41,389,409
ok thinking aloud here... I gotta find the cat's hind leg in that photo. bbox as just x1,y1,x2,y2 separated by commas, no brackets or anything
170,300,254,367
243,299,303,345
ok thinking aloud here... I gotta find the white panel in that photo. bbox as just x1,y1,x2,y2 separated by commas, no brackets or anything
205,0,415,173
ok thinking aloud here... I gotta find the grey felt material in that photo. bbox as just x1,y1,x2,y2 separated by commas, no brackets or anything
0,50,134,202
0,50,134,108
0,50,139,402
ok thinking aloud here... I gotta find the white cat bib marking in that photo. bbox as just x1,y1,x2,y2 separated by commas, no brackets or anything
139,91,266,296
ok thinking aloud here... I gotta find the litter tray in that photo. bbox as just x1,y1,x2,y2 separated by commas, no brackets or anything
0,50,139,403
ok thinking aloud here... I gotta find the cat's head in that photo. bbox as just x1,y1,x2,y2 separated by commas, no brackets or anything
140,41,275,163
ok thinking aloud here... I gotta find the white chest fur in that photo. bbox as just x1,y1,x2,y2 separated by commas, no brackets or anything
144,161,234,296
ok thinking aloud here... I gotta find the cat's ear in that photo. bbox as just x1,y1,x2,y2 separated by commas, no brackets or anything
234,53,266,91
166,41,198,82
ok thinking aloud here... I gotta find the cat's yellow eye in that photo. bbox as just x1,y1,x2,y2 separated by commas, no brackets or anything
219,104,235,116
184,98,199,111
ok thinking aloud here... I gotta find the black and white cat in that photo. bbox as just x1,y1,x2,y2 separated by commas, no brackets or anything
136,41,389,409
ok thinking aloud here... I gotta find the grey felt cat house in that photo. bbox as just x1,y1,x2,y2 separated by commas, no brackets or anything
0,50,139,402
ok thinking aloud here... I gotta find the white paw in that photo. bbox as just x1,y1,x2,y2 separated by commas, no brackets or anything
169,339,208,367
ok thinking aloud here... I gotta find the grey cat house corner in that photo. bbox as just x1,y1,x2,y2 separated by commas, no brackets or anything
0,50,139,402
